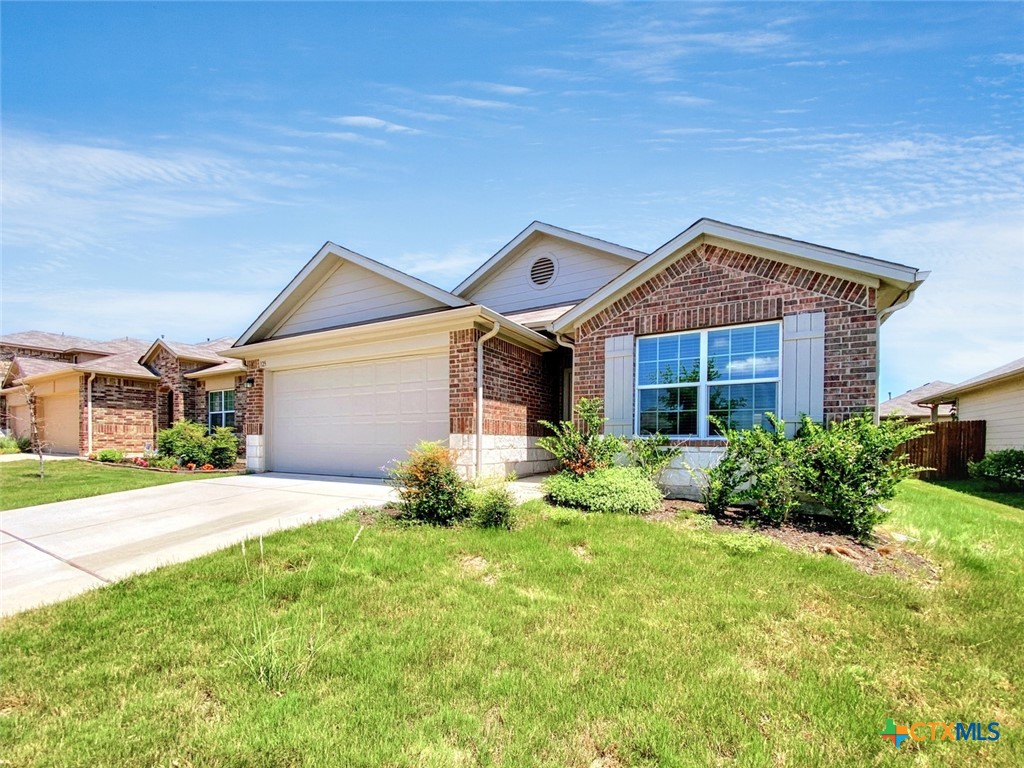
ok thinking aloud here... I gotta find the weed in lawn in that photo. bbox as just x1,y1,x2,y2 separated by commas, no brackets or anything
232,535,330,691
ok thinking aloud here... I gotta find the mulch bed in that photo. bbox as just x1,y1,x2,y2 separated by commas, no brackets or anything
650,499,940,583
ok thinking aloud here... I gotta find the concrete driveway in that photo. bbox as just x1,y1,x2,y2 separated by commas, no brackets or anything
0,473,395,617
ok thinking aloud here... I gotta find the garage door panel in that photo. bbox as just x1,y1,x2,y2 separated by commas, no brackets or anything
268,353,449,477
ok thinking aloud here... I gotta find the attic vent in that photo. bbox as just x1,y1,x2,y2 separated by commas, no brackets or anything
530,256,556,287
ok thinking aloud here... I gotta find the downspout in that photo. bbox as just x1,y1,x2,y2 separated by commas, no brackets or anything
874,284,919,425
86,372,96,454
555,333,575,421
476,321,501,479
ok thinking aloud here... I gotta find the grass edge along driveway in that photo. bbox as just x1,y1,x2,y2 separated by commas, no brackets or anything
1,479,1022,766
0,459,240,511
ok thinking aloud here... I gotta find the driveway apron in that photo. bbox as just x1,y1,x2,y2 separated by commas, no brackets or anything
0,473,394,617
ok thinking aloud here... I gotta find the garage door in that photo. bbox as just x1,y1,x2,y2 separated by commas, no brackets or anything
268,353,449,477
39,393,79,454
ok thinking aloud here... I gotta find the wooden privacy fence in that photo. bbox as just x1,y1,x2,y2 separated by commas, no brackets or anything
897,420,986,480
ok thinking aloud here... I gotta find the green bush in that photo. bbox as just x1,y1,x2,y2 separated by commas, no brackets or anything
210,426,240,469
697,449,744,516
626,432,681,482
538,398,625,475
148,455,179,470
157,420,213,466
95,449,124,463
388,441,473,526
472,486,519,530
727,414,800,525
796,413,929,540
0,435,21,455
969,448,1024,490
544,466,663,515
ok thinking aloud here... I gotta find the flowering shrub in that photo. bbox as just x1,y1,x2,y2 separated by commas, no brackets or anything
186,463,196,471
387,441,472,525
132,457,150,468
201,463,215,471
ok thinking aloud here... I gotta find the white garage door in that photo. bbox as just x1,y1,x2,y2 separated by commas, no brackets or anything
268,353,449,477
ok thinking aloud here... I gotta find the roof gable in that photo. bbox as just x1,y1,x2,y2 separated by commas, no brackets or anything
236,242,469,346
551,218,928,334
454,222,644,302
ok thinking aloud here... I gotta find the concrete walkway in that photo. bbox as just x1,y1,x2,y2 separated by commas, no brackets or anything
0,473,395,617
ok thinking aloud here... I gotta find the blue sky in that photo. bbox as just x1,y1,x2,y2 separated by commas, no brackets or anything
2,1,1021,399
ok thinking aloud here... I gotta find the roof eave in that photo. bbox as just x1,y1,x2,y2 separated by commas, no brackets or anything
226,305,557,359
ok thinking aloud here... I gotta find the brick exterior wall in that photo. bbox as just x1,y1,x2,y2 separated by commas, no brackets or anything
243,361,264,438
449,330,559,436
79,375,158,454
573,242,878,425
192,375,249,456
150,348,209,428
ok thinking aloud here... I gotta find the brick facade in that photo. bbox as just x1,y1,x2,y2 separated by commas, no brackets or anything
150,348,209,428
79,375,158,454
448,330,560,436
243,361,264,438
573,242,878,425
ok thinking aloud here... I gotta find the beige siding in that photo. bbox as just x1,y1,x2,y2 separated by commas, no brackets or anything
956,376,1024,452
272,261,446,338
465,236,634,314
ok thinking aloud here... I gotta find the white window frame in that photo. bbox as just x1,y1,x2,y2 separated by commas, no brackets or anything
208,389,236,432
634,320,782,439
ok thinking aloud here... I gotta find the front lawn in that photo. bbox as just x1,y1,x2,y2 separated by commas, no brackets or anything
0,459,238,511
1,479,1021,766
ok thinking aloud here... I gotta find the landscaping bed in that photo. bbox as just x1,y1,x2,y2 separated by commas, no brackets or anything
653,499,941,583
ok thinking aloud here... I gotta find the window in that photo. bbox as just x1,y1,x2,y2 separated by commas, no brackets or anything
208,389,236,430
636,322,780,437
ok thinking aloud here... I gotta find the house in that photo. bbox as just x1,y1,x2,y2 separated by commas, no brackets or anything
878,382,955,423
223,218,928,495
0,331,245,455
914,357,1024,453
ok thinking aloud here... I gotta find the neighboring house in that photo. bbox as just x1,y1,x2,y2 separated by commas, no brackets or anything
914,357,1024,452
878,382,955,423
224,218,928,495
0,331,245,455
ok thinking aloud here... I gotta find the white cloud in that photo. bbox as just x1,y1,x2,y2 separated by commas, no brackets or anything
658,93,715,107
327,116,423,134
463,81,535,96
425,94,519,110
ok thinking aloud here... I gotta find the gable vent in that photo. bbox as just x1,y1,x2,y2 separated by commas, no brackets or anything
530,256,556,287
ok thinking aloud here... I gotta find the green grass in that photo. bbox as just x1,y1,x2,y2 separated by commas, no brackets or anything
0,459,237,511
1,480,1021,766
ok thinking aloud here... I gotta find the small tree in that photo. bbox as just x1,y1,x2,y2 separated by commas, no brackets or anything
22,384,47,479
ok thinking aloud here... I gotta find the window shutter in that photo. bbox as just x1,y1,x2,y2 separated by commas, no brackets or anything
781,312,825,436
604,334,635,437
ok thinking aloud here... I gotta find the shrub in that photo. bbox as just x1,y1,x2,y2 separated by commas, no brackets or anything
544,466,662,515
95,448,124,463
210,426,239,469
727,414,800,525
0,435,21,455
626,432,681,482
148,455,178,470
796,413,929,540
16,435,31,452
388,441,473,525
696,450,744,516
157,420,213,466
538,398,625,475
472,485,519,530
969,448,1024,490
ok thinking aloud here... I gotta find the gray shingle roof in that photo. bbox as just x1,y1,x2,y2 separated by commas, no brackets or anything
879,381,955,419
